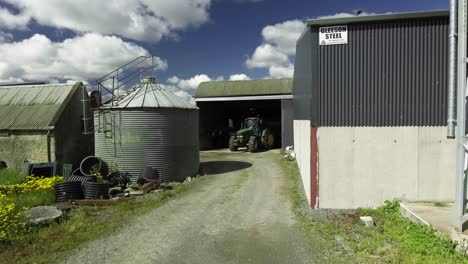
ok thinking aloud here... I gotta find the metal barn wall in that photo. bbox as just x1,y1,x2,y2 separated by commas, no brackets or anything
281,99,294,147
314,16,449,126
54,86,94,171
293,29,314,122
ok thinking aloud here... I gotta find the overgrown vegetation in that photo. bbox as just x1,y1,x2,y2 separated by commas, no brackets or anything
0,169,26,185
0,171,62,243
274,153,468,263
0,175,204,264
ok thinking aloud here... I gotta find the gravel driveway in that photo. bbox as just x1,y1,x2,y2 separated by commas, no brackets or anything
64,150,328,264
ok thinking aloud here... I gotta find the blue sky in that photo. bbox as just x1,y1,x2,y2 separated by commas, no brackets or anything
0,0,449,100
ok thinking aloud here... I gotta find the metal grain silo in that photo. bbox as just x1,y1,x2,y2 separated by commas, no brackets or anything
94,77,199,183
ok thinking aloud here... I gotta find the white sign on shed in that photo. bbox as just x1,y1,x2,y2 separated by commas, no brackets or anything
319,25,348,46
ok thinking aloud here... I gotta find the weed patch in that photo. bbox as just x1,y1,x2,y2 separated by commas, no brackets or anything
0,177,201,264
0,169,26,186
273,153,468,263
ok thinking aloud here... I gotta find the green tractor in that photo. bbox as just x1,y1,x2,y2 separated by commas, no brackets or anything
228,117,275,152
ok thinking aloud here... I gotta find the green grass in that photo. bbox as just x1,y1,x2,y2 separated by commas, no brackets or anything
0,177,204,264
274,153,468,263
12,190,56,209
0,169,26,185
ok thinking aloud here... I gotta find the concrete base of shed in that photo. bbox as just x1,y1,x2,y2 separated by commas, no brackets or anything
318,126,455,208
400,202,468,245
293,124,456,209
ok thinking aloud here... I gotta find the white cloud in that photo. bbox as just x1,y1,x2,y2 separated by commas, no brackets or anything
163,72,250,101
261,20,305,55
0,33,167,82
246,19,305,78
158,83,194,103
316,11,378,19
0,7,29,30
246,44,290,69
0,32,13,43
167,74,212,91
1,0,212,42
229,74,251,81
269,65,294,79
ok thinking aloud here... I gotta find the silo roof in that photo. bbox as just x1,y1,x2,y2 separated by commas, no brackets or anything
0,82,82,131
105,79,197,109
195,78,292,98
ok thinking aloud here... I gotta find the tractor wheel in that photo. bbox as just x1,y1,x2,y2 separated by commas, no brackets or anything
263,130,275,150
247,136,258,153
228,136,238,151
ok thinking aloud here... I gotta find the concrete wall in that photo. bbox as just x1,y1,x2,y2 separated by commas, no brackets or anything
294,120,311,204
318,126,455,208
0,132,50,173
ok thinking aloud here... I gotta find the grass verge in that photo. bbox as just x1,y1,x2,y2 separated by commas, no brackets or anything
274,152,467,263
0,177,205,264
0,169,26,185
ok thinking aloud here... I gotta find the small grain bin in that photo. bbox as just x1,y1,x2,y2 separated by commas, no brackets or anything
94,77,199,182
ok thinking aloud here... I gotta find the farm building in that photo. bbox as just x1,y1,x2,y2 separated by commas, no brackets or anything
0,82,93,174
293,11,455,208
195,79,293,150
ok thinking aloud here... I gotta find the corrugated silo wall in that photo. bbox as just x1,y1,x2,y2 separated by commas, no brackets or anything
94,108,199,183
304,16,456,209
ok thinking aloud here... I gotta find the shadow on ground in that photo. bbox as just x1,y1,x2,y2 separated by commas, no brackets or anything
200,161,253,175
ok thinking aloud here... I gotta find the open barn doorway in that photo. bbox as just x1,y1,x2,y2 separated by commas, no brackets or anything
197,100,284,150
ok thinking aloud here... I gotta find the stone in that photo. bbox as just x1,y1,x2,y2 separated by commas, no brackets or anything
129,183,140,190
28,206,63,225
129,190,144,196
360,216,375,227
55,202,75,212
150,189,164,194
109,187,123,195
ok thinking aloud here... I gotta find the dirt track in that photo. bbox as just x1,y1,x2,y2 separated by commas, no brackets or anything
64,150,328,264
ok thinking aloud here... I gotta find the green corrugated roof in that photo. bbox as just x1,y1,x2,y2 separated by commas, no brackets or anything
195,78,292,98
0,83,82,131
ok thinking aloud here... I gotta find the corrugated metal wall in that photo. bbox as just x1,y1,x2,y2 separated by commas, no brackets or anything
315,16,448,126
95,108,199,182
293,29,313,121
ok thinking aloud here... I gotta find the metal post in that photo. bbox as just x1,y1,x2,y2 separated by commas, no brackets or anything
455,0,467,232
448,0,458,138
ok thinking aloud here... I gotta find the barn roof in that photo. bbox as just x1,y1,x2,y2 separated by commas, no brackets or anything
307,10,448,27
0,82,82,131
195,78,292,98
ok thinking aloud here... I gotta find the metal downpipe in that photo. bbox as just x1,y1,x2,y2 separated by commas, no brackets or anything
448,0,458,138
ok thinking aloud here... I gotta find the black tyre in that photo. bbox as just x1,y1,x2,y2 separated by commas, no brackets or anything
229,136,238,151
247,136,258,153
263,130,275,150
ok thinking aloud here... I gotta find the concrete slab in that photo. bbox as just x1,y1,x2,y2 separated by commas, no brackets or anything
400,202,468,244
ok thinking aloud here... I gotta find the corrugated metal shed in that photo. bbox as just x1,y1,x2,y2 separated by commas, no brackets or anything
195,78,292,98
295,10,449,127
0,83,81,130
